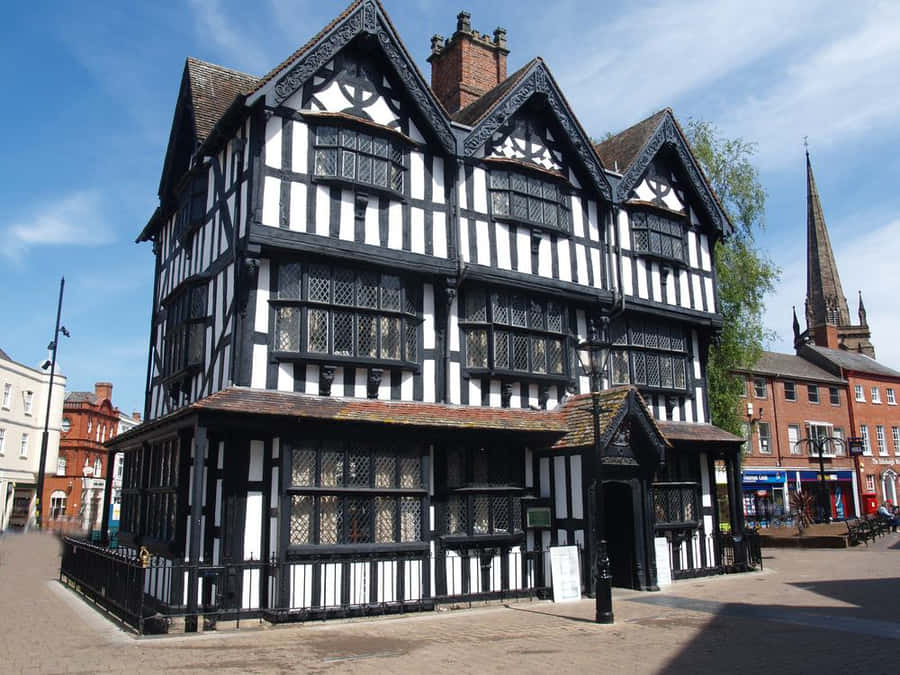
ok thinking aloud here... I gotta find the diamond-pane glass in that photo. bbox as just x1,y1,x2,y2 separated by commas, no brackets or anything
547,339,563,374
333,268,354,306
374,453,395,488
333,311,353,355
645,328,659,349
276,307,301,351
492,293,509,324
340,129,356,148
399,456,421,488
373,137,388,158
391,164,403,192
190,286,207,318
405,321,417,362
400,497,421,542
290,496,313,545
375,497,395,542
532,337,547,373
307,309,329,353
492,191,509,215
319,496,340,545
358,315,377,357
473,450,488,484
511,296,528,327
320,449,343,487
278,263,302,299
188,324,205,365
381,277,401,311
314,149,337,176
674,357,686,389
511,193,528,219
358,273,378,308
316,126,337,145
357,155,372,184
646,353,660,387
446,449,463,488
511,497,522,532
528,299,544,329
670,330,685,352
381,316,401,360
373,159,388,187
308,266,330,302
465,289,487,322
513,334,529,371
611,350,630,385
660,355,674,388
490,171,509,189
347,450,370,487
659,329,671,351
528,196,543,222
446,495,466,534
466,330,488,368
291,447,315,486
494,331,509,369
547,303,563,333
633,351,647,384
346,497,370,543
473,496,490,534
492,496,509,533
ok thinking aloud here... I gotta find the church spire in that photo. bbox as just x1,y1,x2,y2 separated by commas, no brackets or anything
858,290,868,326
806,151,851,332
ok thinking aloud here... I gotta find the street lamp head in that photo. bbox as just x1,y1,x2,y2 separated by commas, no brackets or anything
59,326,70,338
47,341,56,351
41,360,51,370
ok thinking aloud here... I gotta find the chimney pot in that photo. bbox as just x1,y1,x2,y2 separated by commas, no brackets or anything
94,382,113,404
431,34,445,55
457,11,472,33
493,27,507,48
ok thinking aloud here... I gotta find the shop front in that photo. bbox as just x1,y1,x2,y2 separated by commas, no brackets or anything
797,471,855,520
741,470,787,528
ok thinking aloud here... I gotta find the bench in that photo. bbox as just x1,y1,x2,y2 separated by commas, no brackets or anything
868,513,893,537
844,518,878,546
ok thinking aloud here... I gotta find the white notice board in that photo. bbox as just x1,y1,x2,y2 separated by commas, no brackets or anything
549,545,582,602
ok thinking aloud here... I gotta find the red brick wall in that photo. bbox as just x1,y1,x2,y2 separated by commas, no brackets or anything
430,33,507,114
846,372,900,501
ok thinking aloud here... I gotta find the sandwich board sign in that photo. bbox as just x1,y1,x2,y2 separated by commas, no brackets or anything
549,545,581,602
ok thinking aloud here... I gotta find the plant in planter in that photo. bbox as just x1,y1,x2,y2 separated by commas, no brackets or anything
789,491,815,534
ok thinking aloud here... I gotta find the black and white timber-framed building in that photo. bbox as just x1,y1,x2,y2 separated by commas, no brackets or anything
107,0,748,621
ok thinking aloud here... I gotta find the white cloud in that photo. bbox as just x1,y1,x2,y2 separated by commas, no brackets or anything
764,217,900,370
188,0,274,74
721,2,900,169
2,191,114,260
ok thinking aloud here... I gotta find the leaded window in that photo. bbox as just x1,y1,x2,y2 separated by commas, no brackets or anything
489,170,570,233
631,210,685,262
313,126,405,193
119,439,180,545
162,283,207,378
461,288,566,377
287,440,425,547
608,318,689,391
442,446,525,538
652,483,699,526
272,262,418,364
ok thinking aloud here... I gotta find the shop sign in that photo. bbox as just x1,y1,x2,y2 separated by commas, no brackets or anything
526,506,552,529
742,472,785,484
549,546,581,603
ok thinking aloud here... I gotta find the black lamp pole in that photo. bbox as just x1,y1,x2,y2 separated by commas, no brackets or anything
36,277,67,530
795,435,844,524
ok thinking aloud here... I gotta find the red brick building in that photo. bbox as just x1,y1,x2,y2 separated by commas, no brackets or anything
737,352,856,525
43,383,121,534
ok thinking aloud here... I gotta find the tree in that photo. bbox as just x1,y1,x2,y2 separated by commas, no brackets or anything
684,120,779,436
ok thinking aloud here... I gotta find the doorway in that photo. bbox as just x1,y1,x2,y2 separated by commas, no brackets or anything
602,482,635,589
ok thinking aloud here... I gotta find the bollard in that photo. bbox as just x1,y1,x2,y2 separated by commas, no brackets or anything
595,540,614,624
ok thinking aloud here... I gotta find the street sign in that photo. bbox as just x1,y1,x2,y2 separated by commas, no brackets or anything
847,437,865,456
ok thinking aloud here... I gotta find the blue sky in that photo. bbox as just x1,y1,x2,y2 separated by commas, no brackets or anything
3,0,899,416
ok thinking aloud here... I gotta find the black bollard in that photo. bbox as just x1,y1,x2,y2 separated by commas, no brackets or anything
595,540,614,624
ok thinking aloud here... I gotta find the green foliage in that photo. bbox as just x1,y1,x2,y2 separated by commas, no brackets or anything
685,120,779,435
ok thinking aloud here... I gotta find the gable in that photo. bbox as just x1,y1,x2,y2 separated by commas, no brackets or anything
460,61,612,201
614,112,729,236
246,0,454,154
486,108,568,175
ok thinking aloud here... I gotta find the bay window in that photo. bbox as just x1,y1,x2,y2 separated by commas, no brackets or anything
631,209,685,262
489,169,570,233
609,318,689,391
313,125,405,194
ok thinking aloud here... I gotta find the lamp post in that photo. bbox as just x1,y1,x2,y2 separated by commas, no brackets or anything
36,277,69,530
846,436,866,517
576,314,613,624
792,434,846,524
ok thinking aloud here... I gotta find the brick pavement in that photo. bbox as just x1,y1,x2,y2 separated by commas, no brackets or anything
1,531,899,674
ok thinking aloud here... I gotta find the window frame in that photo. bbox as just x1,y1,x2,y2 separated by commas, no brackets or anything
876,425,887,455
892,426,900,455
23,390,33,415
285,439,427,553
629,207,687,265
119,439,182,550
271,261,420,369
161,281,209,383
783,381,796,401
311,123,408,200
860,425,871,455
609,318,691,393
788,424,801,455
829,387,840,406
887,388,896,405
19,432,28,458
807,422,836,457
0,427,5,455
488,166,571,235
871,387,881,404
855,384,865,402
1,382,10,409
757,422,771,454
807,384,819,404
753,377,767,398
459,287,568,383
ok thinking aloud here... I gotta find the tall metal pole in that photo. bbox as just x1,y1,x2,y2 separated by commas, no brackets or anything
36,277,65,529
817,438,830,523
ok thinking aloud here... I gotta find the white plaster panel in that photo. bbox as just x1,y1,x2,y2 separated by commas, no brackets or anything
401,372,414,401
410,151,425,200
496,222,511,269
633,179,655,202
315,185,330,236
687,231,699,268
458,166,468,210
423,359,436,402
557,239,572,282
277,363,293,392
575,243,588,285
248,440,264,482
470,219,488,265
423,283,435,350
387,202,402,249
255,260,270,333
571,196,585,238
468,379,481,407
570,454,583,519
539,458,551,498
243,492,263,560
704,277,715,313
378,375,390,401
489,379,501,407
409,119,425,144
289,182,307,232
472,167,488,213
651,262,662,302
516,228,532,274
587,200,600,241
264,116,282,169
622,256,634,296
449,297,460,350
695,387,706,423
662,187,684,212
364,199,379,245
590,248,602,289
679,269,691,308
699,233,712,271
449,362,461,404
432,157,445,204
684,398,695,423
306,364,318,395
537,235,552,277
411,207,426,253
636,258,648,299
291,120,308,174
251,344,267,389
433,211,447,258
338,189,355,241
355,368,367,399
262,177,280,227
617,209,631,250
691,274,704,312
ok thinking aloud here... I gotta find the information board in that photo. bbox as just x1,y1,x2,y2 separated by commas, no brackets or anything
654,537,672,587
549,545,582,603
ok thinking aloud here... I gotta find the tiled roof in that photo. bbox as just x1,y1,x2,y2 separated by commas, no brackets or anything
593,109,669,174
739,350,846,384
803,345,900,379
655,421,743,444
0,347,10,361
65,391,95,403
551,386,667,449
192,387,567,434
452,58,539,126
185,57,259,142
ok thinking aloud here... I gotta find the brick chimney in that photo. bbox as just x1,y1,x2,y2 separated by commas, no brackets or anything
94,382,113,404
428,11,509,115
